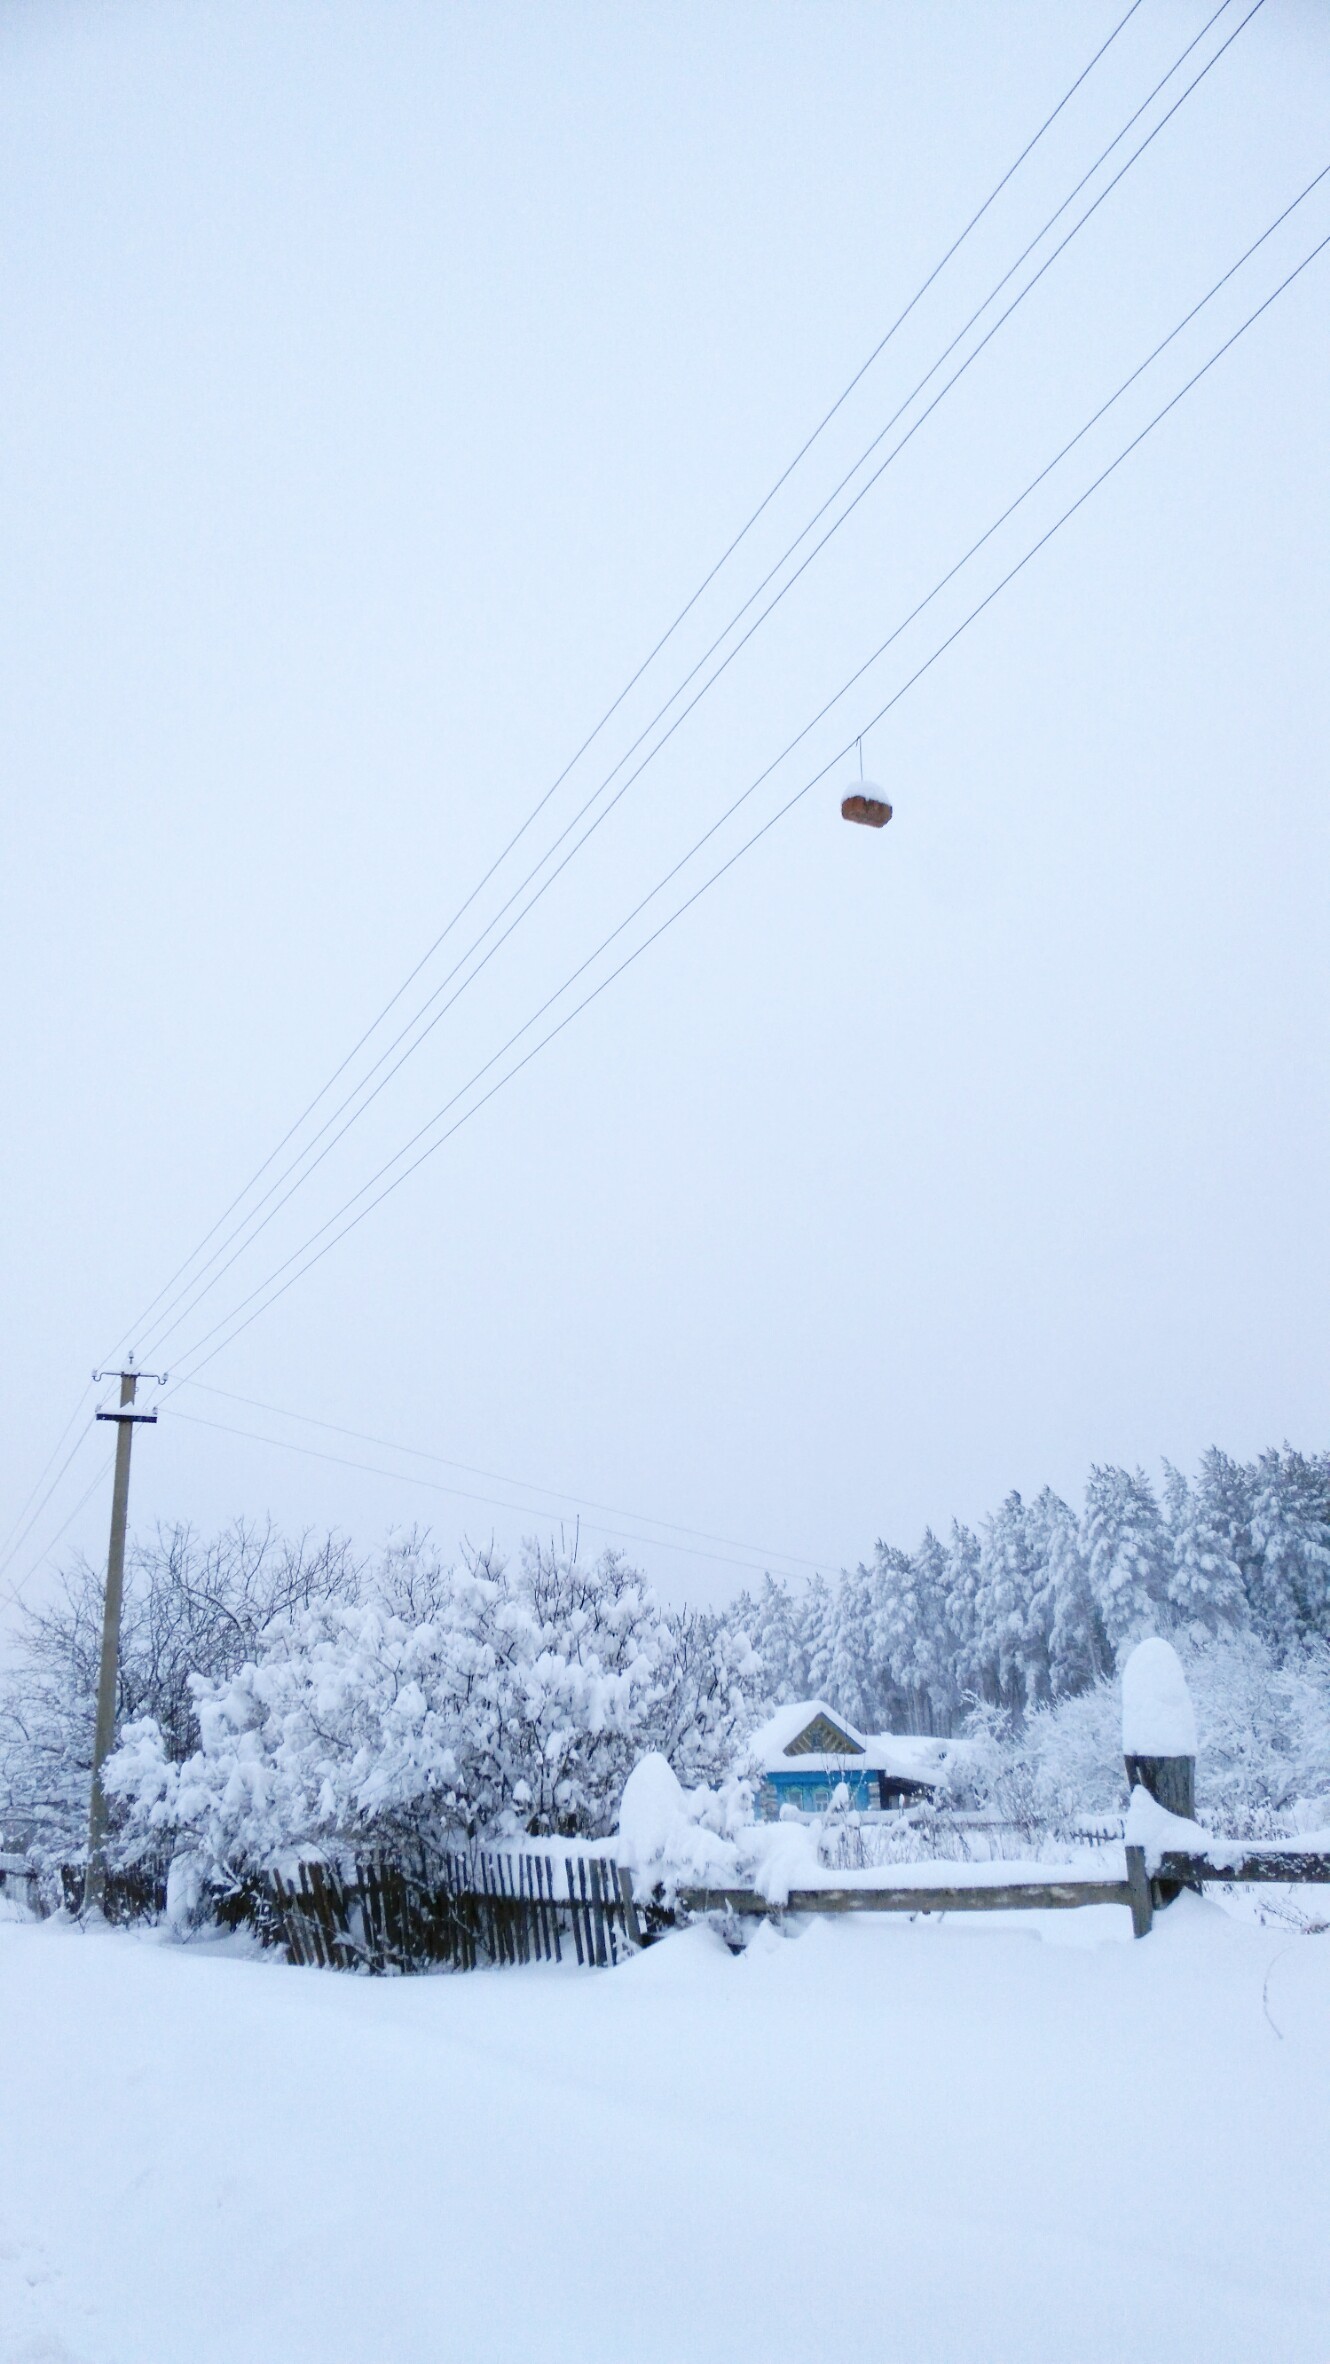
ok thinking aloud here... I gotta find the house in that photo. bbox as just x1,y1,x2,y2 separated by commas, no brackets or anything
745,1700,962,1820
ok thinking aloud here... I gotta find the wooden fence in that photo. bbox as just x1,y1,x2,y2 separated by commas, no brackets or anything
55,1859,168,1923
267,1848,641,1974
678,1843,1330,1940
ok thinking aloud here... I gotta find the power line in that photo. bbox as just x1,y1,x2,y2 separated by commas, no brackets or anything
0,1422,97,1590
162,217,1330,1387
134,0,1260,1368
176,1379,829,1573
0,1384,95,1570
168,1405,827,1583
159,162,1322,1374
0,1450,115,1622
102,0,1151,1368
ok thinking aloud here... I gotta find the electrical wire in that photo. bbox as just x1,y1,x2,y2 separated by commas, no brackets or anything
0,1451,115,1621
0,1384,96,1570
0,1423,98,1590
169,1406,826,1582
160,217,1330,1388
102,0,1152,1368
175,1379,829,1574
133,0,1261,1368
157,159,1320,1375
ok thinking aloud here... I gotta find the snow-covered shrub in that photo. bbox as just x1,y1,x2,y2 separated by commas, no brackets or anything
105,1537,758,1878
946,1632,1330,1840
0,1521,361,1855
616,1753,752,1896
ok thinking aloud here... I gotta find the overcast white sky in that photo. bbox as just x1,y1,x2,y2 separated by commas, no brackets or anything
2,0,1328,1623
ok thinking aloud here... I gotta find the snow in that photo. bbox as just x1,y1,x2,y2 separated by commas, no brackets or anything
1122,1785,1330,1876
617,1752,691,1861
615,1752,741,1892
1121,1636,1198,1756
868,1730,970,1782
1123,1784,1238,1874
3,1905,1330,2362
743,1699,843,1760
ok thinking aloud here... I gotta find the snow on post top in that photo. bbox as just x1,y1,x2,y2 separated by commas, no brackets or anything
1121,1637,1197,1757
617,1753,688,1865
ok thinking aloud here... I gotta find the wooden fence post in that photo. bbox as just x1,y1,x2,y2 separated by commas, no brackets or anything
616,1864,643,1948
1123,1751,1195,1821
1121,1637,1199,1927
1124,1845,1154,1939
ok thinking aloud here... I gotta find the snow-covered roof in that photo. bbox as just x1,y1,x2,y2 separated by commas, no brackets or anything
865,1733,967,1784
745,1701,866,1765
743,1702,964,1785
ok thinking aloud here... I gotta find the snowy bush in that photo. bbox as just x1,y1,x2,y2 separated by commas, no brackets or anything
943,1632,1330,1839
616,1753,753,1895
0,1521,361,1855
104,1536,758,1877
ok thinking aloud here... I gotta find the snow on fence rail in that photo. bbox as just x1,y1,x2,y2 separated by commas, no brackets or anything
675,1847,1330,1940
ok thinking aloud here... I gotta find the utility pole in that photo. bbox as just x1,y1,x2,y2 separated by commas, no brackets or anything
82,1359,162,1915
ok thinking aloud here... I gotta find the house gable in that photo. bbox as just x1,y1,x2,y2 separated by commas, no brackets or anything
783,1711,864,1758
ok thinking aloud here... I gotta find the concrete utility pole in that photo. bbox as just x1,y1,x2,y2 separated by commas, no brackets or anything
83,1361,160,1915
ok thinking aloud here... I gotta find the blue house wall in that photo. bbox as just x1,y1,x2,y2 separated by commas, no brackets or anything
758,1767,937,1819
760,1766,882,1818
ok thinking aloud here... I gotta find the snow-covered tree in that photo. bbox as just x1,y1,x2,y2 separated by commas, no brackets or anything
799,1575,838,1703
731,1575,802,1706
825,1559,880,1733
1081,1465,1172,1656
0,1521,361,1854
943,1521,985,1707
906,1527,963,1731
105,1535,756,1873
1162,1462,1245,1641
975,1494,1051,1713
862,1543,918,1725
1248,1448,1330,1647
1042,1490,1106,1695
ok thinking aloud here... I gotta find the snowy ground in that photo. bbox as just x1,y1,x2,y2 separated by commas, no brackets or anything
2,1898,1328,2363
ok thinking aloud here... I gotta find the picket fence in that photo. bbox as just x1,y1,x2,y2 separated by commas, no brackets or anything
266,1848,642,1974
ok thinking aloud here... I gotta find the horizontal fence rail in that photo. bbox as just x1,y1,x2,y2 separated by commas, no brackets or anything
1154,1847,1330,1885
677,1879,1134,1917
680,1846,1330,1940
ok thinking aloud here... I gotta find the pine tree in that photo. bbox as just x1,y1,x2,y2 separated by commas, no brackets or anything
1081,1465,1172,1655
736,1575,801,1705
975,1494,1047,1712
1162,1462,1245,1641
860,1545,913,1726
826,1562,878,1730
943,1521,985,1706
1249,1448,1330,1646
1194,1449,1259,1599
914,1529,957,1730
1042,1491,1106,1694
799,1574,838,1703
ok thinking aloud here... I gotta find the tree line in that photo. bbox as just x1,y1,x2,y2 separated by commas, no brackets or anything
731,1447,1330,1736
1,1442,1327,1870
